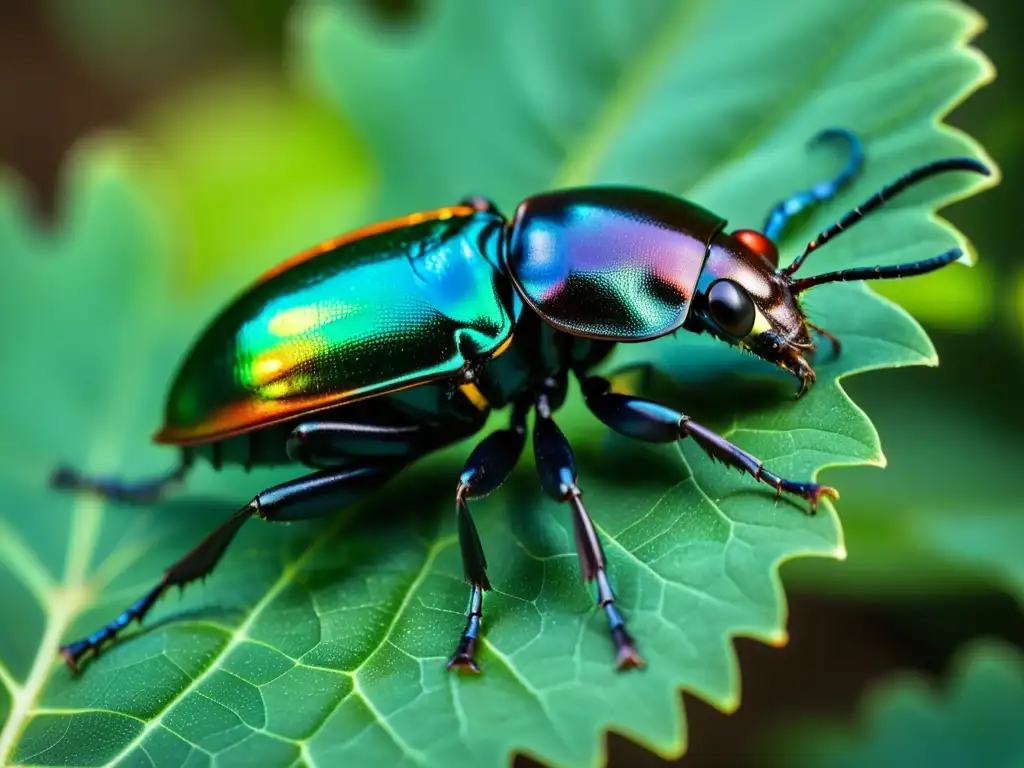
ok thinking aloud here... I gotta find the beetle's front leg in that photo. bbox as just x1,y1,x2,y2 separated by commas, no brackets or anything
580,376,837,514
447,400,529,673
533,378,643,671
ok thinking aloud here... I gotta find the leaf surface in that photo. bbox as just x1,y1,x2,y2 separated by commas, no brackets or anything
0,1,995,765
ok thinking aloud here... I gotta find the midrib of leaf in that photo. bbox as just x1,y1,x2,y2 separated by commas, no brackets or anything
0,481,110,764
0,523,57,711
551,0,704,189
0,267,162,765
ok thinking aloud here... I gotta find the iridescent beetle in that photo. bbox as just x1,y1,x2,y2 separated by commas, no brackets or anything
54,129,988,673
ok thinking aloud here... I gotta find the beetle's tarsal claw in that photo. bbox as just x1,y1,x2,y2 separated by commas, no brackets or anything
611,625,645,671
60,644,84,674
447,582,484,674
755,468,838,515
792,356,816,398
807,484,839,515
446,640,481,674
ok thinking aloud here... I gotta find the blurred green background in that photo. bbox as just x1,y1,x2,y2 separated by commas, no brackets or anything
1,0,1020,765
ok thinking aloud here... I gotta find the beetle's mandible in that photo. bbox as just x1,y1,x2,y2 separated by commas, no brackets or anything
53,129,989,674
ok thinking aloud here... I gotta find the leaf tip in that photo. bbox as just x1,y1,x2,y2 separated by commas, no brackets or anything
831,541,848,561
767,628,789,648
718,690,742,715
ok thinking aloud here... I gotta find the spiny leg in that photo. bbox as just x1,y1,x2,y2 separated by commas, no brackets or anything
762,128,864,243
533,377,643,670
807,320,841,357
60,460,404,672
50,453,193,505
581,376,837,513
447,400,529,673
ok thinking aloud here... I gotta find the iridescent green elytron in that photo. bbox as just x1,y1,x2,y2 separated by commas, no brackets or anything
52,129,989,677
160,206,516,445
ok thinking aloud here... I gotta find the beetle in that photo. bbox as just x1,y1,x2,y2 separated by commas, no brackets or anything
52,129,988,674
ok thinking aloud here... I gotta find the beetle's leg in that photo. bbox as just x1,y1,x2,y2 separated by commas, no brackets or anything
459,195,505,218
580,376,838,514
806,320,841,357
761,128,864,242
59,460,404,673
447,400,529,673
286,420,426,468
532,377,644,671
50,452,193,505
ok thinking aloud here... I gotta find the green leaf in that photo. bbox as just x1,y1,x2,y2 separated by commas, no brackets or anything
132,68,377,296
0,1,996,767
776,640,1024,767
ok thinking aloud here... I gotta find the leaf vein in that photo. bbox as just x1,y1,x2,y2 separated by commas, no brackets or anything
99,510,354,766
350,533,456,675
552,0,706,187
0,520,56,603
351,682,427,767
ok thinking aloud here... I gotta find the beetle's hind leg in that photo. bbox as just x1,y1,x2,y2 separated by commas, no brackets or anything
580,375,837,513
532,376,644,671
761,128,864,243
59,458,405,673
50,452,194,505
446,400,529,673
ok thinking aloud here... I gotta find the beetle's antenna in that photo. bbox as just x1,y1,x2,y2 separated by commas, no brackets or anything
792,247,962,293
783,157,990,277
761,128,864,243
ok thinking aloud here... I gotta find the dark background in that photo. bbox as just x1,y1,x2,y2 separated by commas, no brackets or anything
2,0,1020,764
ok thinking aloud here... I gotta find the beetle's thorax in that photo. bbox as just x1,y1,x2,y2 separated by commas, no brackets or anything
505,186,726,342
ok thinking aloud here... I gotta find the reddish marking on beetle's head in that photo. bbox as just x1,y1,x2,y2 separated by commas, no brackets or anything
731,229,779,268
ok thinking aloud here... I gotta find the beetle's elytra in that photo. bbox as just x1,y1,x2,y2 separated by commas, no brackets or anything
53,129,989,674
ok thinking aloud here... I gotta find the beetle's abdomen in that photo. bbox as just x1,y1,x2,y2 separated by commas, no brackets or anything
156,209,516,445
506,187,725,341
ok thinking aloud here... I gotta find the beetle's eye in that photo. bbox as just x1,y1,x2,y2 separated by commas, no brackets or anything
707,279,755,338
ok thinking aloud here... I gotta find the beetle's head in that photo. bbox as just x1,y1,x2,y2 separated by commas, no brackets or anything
687,229,818,395
684,156,990,397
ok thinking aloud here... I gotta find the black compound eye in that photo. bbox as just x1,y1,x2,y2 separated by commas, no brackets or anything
707,279,755,338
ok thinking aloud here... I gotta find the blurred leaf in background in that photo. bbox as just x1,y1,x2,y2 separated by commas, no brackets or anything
774,640,1024,767
38,0,292,90
0,0,998,766
132,68,377,295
